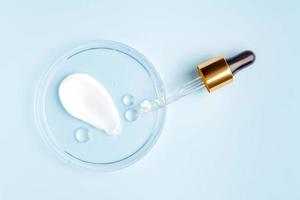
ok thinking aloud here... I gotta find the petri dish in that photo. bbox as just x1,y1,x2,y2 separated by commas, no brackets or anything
34,40,166,171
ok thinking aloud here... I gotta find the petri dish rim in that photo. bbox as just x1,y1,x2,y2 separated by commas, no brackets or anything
34,40,167,171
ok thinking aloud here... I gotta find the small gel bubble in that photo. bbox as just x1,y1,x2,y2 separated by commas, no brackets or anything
74,128,90,143
125,109,138,121
122,95,135,106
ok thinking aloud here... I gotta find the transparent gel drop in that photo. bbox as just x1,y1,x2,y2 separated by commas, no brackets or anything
122,94,134,106
74,128,90,143
125,109,138,121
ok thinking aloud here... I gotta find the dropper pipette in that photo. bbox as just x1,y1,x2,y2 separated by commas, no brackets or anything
139,50,255,114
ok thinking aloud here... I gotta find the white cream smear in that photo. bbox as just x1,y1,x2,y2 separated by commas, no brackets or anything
58,73,121,136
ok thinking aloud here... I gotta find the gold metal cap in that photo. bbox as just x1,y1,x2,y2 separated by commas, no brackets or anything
197,56,233,92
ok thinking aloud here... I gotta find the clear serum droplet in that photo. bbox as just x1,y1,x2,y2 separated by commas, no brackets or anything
122,94,135,106
125,109,138,121
74,128,90,143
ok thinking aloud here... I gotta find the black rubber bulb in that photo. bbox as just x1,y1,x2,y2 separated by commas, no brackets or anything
227,50,256,75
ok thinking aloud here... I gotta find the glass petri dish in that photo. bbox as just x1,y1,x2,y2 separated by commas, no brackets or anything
34,40,166,171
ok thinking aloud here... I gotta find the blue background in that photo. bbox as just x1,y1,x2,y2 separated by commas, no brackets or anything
0,0,299,199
